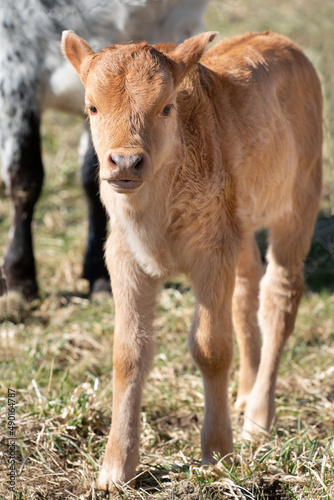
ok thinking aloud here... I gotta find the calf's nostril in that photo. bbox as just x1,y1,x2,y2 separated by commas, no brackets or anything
111,154,121,168
132,155,143,171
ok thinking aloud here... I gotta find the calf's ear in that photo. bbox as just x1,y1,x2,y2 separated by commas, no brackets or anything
62,30,95,83
153,42,178,54
168,31,218,86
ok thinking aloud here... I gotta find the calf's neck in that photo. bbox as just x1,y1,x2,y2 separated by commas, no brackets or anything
63,30,322,491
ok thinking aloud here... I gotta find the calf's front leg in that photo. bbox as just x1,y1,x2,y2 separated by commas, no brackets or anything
189,258,236,465
98,236,158,491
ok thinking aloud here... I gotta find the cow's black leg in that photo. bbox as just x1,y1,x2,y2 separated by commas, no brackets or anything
80,129,110,294
2,110,44,298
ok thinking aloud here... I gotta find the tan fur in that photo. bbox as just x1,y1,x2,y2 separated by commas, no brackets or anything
62,29,323,491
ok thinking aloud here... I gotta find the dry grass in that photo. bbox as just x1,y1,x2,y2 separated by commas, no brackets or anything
1,0,334,498
0,287,333,499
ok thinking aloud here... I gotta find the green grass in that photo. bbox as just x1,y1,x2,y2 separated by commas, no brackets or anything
0,289,333,498
1,1,334,498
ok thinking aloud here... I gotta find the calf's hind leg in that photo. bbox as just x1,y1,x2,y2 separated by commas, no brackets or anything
232,234,262,412
243,215,316,437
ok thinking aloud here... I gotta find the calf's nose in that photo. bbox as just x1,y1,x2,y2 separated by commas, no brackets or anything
110,153,143,173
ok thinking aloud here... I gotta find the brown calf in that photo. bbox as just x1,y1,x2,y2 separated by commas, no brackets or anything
62,29,322,491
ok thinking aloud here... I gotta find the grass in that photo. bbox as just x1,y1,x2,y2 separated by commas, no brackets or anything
1,0,334,498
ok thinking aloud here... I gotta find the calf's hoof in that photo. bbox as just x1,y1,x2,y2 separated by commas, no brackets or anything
97,464,136,492
242,400,275,441
242,422,272,442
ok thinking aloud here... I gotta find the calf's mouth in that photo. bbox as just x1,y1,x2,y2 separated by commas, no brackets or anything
106,179,143,193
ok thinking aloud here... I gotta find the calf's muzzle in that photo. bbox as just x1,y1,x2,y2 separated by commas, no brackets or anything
111,154,143,173
101,150,149,193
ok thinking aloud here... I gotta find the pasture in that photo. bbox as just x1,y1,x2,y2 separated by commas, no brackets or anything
1,0,334,498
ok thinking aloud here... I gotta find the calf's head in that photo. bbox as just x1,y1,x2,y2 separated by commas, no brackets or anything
62,30,217,195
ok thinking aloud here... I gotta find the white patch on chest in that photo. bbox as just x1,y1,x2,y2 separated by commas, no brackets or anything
107,190,176,278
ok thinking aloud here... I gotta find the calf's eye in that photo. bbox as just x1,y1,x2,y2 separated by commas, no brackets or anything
161,104,172,116
89,106,98,115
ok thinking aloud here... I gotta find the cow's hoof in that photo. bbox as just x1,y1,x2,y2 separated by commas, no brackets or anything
91,277,111,301
3,279,38,302
0,290,27,323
